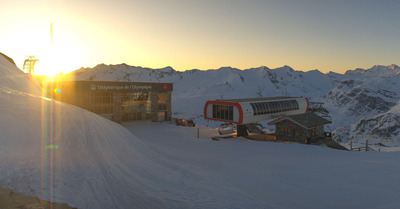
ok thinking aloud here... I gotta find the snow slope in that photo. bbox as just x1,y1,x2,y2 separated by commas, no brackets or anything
0,54,40,94
126,122,400,209
0,54,200,208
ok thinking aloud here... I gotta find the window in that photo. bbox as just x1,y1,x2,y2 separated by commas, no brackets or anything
261,102,268,114
213,104,218,119
250,100,300,115
212,105,234,121
158,93,167,111
298,129,303,137
265,102,271,114
121,92,152,121
278,127,283,135
271,102,278,113
276,101,283,112
283,128,289,136
250,103,256,115
92,92,113,114
228,106,233,121
255,103,262,115
158,93,167,103
259,103,264,115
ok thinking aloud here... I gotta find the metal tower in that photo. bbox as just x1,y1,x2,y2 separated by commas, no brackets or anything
23,56,39,74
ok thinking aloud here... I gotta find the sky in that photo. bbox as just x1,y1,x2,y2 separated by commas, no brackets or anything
1,0,400,76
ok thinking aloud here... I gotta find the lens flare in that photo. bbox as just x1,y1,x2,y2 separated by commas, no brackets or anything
54,88,61,94
45,144,59,149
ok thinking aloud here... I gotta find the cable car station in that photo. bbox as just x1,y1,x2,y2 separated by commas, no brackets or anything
204,97,332,144
46,81,173,123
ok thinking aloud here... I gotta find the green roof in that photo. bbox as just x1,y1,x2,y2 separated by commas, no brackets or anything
268,113,331,129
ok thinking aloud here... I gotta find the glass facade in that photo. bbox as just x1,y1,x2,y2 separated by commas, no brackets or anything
91,92,113,114
250,100,299,116
48,81,172,123
158,92,167,111
121,92,152,121
212,105,234,121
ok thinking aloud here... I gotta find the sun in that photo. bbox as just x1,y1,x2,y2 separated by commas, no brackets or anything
22,22,85,77
34,37,85,77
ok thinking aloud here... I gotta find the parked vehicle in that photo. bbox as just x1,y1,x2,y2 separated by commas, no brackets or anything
217,123,274,136
218,123,236,135
175,118,196,127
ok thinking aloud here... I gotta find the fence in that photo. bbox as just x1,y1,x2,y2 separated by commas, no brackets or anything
349,140,374,152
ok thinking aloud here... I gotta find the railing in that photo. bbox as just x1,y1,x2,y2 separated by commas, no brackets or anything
349,140,374,152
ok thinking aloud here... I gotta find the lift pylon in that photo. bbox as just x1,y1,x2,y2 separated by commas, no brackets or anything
23,56,39,74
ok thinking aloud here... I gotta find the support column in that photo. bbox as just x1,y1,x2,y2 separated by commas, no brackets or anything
166,91,172,121
150,92,158,122
112,92,122,123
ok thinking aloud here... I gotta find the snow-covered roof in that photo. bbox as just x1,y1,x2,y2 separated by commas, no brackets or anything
268,113,331,129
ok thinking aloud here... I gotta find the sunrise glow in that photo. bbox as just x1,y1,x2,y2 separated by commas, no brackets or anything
1,0,400,75
24,22,87,76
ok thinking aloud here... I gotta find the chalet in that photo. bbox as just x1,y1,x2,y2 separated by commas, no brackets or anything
268,113,331,143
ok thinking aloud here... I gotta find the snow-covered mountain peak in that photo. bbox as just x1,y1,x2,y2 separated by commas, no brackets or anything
241,66,270,73
158,66,178,74
370,64,400,73
345,64,400,78
214,66,241,72
305,69,324,76
259,66,270,70
345,68,367,75
388,64,399,70
272,65,295,72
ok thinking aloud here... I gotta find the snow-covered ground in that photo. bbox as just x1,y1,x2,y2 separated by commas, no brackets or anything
1,53,400,209
125,122,400,209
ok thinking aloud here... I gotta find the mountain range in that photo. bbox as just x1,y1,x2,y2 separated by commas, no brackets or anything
64,63,400,143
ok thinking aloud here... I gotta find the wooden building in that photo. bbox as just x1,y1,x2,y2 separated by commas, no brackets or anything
268,113,331,143
45,81,173,123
